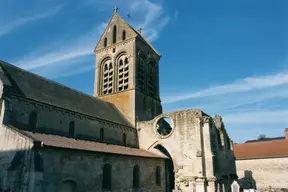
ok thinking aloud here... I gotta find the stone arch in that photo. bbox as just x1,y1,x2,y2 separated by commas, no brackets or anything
58,180,76,192
115,51,129,91
154,144,175,192
100,57,114,95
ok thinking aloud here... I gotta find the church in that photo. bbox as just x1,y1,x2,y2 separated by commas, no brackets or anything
0,8,237,192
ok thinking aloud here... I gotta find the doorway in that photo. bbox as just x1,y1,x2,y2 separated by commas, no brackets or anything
154,144,175,192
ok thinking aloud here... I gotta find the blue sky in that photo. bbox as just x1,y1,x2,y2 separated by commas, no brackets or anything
0,0,287,143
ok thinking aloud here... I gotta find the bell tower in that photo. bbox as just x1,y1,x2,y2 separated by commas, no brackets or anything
93,8,162,126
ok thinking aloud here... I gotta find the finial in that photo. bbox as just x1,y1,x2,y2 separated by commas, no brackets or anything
138,28,142,34
114,6,118,13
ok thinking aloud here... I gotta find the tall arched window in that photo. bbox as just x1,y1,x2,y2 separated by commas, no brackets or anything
122,30,126,40
137,56,145,92
100,128,104,142
103,163,112,190
69,121,75,137
156,166,161,186
29,111,37,130
59,180,76,192
113,25,117,43
102,59,113,95
104,37,107,47
148,62,155,96
117,55,129,91
123,133,126,145
133,165,140,188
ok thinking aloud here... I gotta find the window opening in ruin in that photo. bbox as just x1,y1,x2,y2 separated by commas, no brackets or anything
102,163,112,190
155,117,174,137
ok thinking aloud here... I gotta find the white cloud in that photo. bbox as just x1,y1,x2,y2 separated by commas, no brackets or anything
0,6,62,37
223,110,288,124
162,72,288,104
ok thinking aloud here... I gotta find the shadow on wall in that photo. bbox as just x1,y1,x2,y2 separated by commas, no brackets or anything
238,170,257,191
0,149,44,192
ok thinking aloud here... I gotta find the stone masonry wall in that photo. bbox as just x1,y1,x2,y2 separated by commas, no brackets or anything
4,96,139,148
236,157,288,191
35,148,166,192
0,122,33,191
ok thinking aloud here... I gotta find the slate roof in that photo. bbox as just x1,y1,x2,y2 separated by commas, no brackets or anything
234,139,288,160
0,60,131,127
13,128,167,159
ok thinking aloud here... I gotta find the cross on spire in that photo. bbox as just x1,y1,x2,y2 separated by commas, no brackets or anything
114,6,118,13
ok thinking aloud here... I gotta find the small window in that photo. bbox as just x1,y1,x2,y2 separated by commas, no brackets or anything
29,111,37,130
103,163,112,190
104,37,107,47
123,133,126,145
122,30,126,40
113,25,117,43
100,128,104,142
226,136,231,150
69,121,75,137
133,165,140,188
156,166,161,186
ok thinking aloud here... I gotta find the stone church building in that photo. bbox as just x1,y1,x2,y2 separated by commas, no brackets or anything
0,9,237,192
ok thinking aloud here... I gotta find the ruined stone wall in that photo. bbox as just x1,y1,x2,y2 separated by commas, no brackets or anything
137,110,237,192
0,122,33,191
4,96,139,147
212,116,238,191
34,148,166,192
236,157,288,191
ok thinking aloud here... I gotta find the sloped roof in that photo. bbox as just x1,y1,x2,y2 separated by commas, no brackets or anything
234,139,288,160
0,60,132,127
14,128,167,159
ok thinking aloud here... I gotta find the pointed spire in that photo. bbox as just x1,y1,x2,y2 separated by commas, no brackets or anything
114,6,118,13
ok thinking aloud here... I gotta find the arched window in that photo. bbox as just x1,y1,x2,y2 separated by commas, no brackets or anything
69,121,75,137
104,37,107,47
148,63,155,96
103,163,112,190
100,128,104,142
156,166,161,186
137,56,145,92
133,165,140,188
29,111,37,130
102,59,114,95
122,30,126,40
59,180,76,192
113,25,117,43
123,133,126,145
117,55,129,91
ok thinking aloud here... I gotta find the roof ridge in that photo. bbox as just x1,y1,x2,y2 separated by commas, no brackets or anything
0,60,109,104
